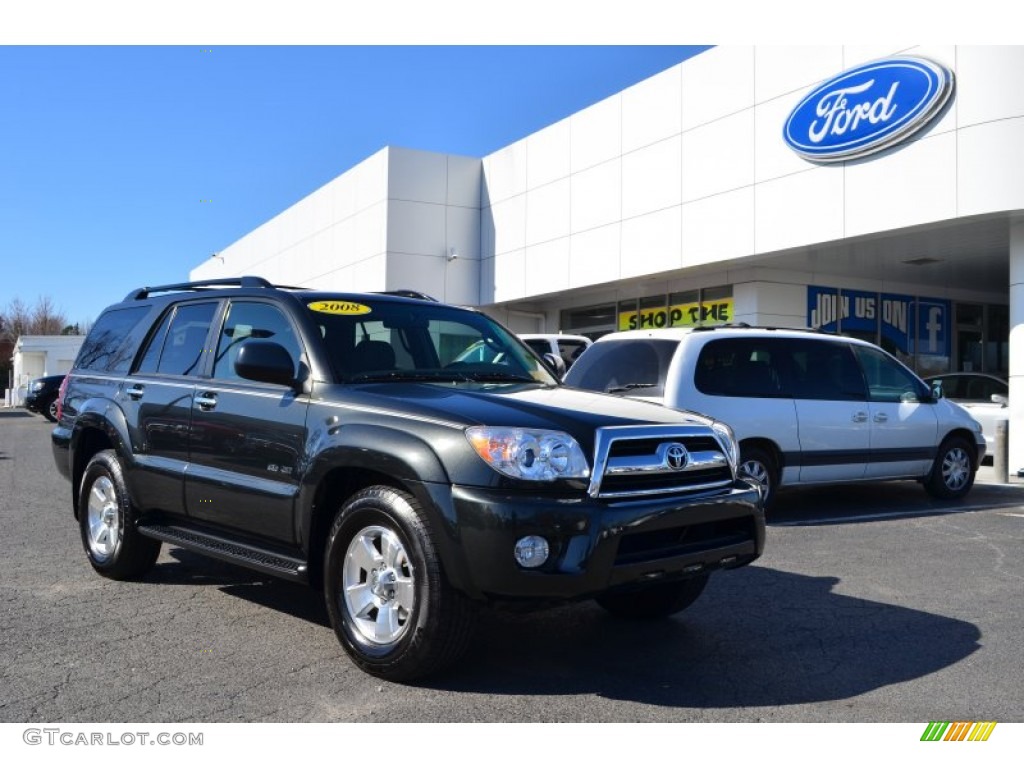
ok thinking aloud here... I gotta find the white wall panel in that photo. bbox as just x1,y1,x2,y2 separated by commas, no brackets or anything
494,249,526,303
755,46,843,104
570,223,621,288
842,45,915,68
681,187,754,266
355,149,388,211
571,159,621,233
386,200,446,256
482,139,527,208
353,253,387,292
331,173,358,222
622,136,682,220
958,117,1024,216
386,252,445,298
682,109,754,203
479,256,496,304
444,253,481,306
352,202,387,262
570,93,621,173
755,94,810,182
846,132,957,237
487,195,526,256
622,65,682,154
681,46,754,131
526,117,571,188
955,46,1024,128
755,168,844,254
447,206,481,261
620,207,681,279
387,146,447,204
525,178,570,246
525,238,570,296
447,154,483,208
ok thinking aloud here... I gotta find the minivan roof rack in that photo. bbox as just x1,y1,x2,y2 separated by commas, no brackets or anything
691,323,833,334
124,276,302,301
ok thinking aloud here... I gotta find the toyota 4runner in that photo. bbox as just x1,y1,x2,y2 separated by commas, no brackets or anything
52,277,764,680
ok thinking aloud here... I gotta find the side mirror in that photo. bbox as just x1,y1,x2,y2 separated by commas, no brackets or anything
542,352,566,379
931,382,944,400
235,340,297,388
992,393,1008,407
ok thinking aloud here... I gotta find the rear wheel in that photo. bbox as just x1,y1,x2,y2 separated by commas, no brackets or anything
925,436,975,499
79,450,161,579
596,575,709,619
44,397,59,422
324,486,476,681
739,445,778,508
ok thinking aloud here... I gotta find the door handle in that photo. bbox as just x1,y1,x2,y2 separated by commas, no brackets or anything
873,413,888,423
852,411,868,423
194,393,218,411
126,385,145,400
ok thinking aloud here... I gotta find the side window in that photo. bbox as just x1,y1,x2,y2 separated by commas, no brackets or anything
213,302,302,381
153,303,218,377
75,306,150,373
694,338,785,398
524,339,550,358
558,340,588,368
789,340,867,401
134,308,174,374
853,345,927,403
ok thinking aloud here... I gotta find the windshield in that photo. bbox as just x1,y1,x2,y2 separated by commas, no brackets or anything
303,297,559,386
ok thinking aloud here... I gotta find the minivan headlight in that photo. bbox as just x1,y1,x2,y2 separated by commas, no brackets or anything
711,421,739,474
466,427,590,481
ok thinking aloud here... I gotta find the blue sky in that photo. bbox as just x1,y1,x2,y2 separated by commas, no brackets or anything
0,45,709,327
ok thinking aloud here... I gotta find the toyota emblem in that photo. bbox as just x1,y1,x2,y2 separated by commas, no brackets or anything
663,442,689,471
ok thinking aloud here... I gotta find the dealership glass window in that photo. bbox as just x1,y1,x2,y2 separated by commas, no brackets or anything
955,303,984,373
987,305,1009,375
559,304,617,339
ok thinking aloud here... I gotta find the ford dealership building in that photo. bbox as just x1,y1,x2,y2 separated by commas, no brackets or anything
191,45,1024,467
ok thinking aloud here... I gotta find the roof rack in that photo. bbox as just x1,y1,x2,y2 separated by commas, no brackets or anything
376,290,439,302
691,323,833,334
124,276,293,301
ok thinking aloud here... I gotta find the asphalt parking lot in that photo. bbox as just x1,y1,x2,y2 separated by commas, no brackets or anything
2,409,1022,722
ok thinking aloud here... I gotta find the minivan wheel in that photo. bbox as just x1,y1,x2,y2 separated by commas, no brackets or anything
925,436,975,499
739,446,777,508
323,486,476,681
596,575,709,619
79,450,161,579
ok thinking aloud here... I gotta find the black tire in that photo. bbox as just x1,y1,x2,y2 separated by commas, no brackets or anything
44,397,59,422
323,485,476,681
925,436,976,499
596,575,709,619
739,445,778,509
78,450,161,580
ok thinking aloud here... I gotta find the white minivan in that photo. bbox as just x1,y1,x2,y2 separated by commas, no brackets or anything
564,326,986,506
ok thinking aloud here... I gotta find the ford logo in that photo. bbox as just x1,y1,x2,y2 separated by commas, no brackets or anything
783,56,954,163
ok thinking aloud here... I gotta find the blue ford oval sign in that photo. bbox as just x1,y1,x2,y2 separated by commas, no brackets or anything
783,56,954,163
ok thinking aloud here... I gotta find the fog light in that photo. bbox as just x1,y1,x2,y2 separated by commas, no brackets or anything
513,536,549,568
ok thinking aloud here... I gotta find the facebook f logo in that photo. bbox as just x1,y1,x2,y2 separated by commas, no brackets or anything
918,300,950,357
926,306,942,354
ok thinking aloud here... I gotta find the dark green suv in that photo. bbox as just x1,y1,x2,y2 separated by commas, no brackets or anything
53,277,764,680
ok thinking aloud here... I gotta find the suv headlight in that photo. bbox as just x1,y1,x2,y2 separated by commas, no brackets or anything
466,427,590,482
31,381,45,392
710,421,739,475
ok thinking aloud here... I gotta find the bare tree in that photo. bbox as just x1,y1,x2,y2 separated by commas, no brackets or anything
0,296,69,340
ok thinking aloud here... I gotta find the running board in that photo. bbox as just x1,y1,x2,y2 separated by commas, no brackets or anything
138,524,308,583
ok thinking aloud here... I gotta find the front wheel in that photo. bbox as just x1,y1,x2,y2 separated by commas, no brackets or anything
925,436,976,499
596,575,709,619
78,450,161,579
323,486,476,681
739,445,778,508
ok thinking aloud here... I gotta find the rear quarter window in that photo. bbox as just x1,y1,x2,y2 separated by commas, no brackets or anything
74,306,152,373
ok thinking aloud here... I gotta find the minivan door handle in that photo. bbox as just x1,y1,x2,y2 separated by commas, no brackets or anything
194,393,218,411
873,412,888,423
852,411,868,423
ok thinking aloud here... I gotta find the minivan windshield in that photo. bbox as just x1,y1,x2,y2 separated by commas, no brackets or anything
563,338,680,397
303,297,559,387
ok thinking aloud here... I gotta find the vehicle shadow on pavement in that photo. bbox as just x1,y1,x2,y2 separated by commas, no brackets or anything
148,547,331,627
0,410,34,419
767,479,1024,526
430,565,981,707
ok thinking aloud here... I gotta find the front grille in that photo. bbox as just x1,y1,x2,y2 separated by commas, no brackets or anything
588,425,735,499
615,518,756,565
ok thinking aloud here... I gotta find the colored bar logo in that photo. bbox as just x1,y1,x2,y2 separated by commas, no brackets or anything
921,722,997,741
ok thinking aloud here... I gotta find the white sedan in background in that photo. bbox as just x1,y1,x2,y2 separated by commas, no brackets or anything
925,373,1008,458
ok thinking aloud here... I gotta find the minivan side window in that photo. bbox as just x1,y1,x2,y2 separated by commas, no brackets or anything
853,345,929,403
75,306,151,373
787,339,867,401
694,338,786,398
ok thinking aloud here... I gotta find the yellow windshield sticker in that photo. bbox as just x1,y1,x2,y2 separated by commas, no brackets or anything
307,301,372,316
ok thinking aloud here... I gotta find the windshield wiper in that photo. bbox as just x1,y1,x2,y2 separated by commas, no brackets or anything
347,370,472,384
460,371,538,384
606,383,658,394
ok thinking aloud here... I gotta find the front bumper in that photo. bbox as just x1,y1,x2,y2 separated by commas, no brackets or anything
446,482,764,602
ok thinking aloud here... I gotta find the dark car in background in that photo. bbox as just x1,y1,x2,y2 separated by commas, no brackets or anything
24,374,66,422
